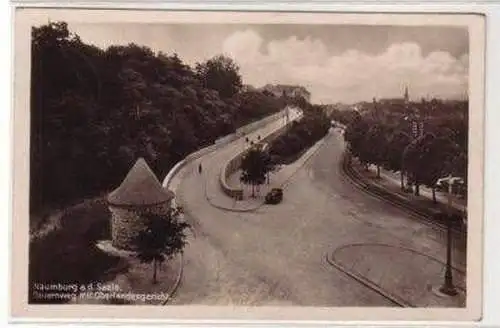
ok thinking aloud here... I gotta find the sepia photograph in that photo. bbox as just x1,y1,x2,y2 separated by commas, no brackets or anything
10,8,485,322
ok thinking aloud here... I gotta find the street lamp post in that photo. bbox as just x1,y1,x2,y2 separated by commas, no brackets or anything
441,215,458,296
436,174,463,297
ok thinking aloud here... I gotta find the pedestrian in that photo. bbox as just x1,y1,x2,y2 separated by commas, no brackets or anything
198,163,202,174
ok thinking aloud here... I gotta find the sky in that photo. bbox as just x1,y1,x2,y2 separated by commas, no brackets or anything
70,23,469,104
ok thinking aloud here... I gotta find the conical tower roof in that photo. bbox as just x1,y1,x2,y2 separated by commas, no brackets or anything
108,158,174,206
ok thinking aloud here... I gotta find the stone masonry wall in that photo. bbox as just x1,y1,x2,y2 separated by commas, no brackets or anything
109,201,171,251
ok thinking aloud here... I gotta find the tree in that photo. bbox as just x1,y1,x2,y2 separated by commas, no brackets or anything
402,139,423,196
195,55,243,99
419,135,459,203
344,115,371,168
262,150,277,185
330,109,360,126
384,130,411,190
31,21,108,208
29,21,285,214
403,133,458,200
450,151,467,186
240,148,275,197
361,123,388,178
268,103,330,164
133,208,190,284
232,90,284,126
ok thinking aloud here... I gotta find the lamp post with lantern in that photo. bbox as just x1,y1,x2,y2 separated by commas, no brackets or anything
435,174,464,297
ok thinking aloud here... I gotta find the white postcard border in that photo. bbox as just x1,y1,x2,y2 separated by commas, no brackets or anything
10,8,486,323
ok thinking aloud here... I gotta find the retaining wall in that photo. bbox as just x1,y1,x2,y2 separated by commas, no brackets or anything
162,109,288,191
109,202,170,251
235,111,285,136
219,112,301,200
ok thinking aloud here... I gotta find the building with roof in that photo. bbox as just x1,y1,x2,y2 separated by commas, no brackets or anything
107,158,175,250
260,84,311,102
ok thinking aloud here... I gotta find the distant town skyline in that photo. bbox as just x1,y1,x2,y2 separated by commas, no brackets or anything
69,23,469,104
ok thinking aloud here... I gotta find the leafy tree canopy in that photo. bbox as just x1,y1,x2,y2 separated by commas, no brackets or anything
240,148,275,188
134,209,190,283
30,22,286,212
195,55,243,99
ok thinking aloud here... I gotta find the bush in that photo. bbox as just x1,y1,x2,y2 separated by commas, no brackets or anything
269,104,330,164
28,199,125,304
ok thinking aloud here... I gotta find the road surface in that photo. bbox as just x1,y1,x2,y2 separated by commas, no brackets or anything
169,120,466,306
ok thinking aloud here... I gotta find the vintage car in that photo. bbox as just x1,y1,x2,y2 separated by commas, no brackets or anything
265,188,283,204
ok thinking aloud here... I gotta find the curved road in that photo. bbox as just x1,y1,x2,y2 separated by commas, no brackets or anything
170,122,466,306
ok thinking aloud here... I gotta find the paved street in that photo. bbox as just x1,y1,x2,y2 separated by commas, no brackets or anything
24,20,475,319
169,121,466,307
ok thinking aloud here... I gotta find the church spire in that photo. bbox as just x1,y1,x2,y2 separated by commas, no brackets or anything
404,84,409,103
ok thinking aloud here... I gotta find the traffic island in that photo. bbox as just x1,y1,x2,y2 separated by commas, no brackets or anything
327,243,466,308
206,131,329,212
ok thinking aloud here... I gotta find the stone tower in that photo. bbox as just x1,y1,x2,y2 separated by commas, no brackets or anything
107,158,174,251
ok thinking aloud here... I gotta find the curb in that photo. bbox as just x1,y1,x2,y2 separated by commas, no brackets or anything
369,170,467,212
162,110,292,216
162,109,291,190
204,130,331,213
161,252,184,305
204,172,266,213
278,130,331,189
325,252,411,308
218,108,302,200
325,242,466,308
92,242,184,306
367,168,465,213
332,242,466,278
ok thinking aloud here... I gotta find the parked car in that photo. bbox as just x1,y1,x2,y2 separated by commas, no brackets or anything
265,188,283,204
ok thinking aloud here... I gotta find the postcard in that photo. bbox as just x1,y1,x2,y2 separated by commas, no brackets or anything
10,8,485,322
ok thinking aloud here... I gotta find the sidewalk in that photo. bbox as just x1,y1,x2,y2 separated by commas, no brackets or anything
204,169,265,212
70,242,182,305
328,243,466,307
331,125,467,214
204,132,330,212
360,164,467,213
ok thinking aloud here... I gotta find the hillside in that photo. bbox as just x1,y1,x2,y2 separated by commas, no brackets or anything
30,22,287,213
